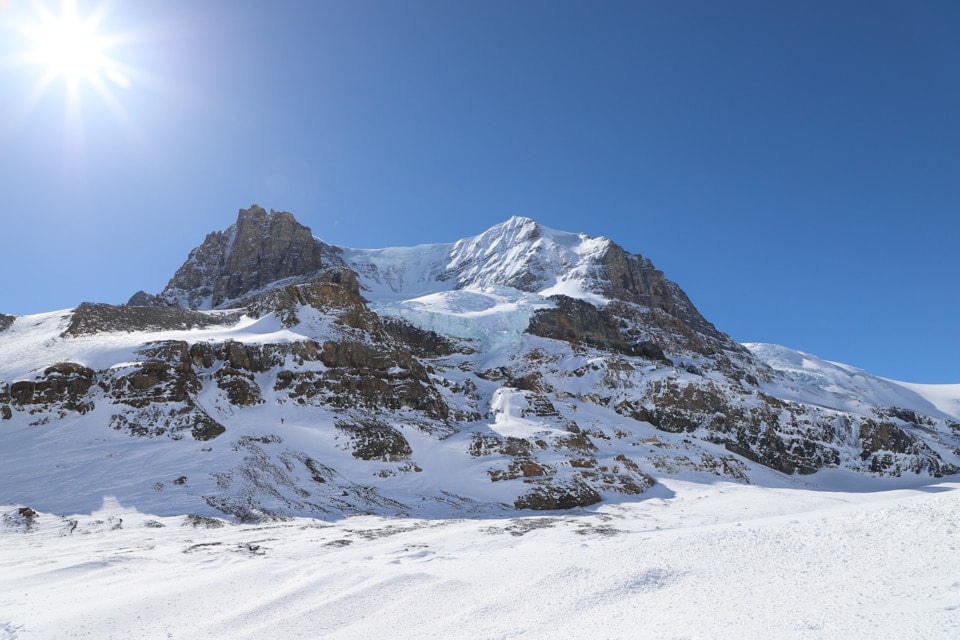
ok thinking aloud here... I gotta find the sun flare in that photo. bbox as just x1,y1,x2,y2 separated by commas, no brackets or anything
21,0,125,91
31,6,106,84
1,0,149,163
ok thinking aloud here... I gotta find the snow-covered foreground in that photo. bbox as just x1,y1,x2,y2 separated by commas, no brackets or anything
3,477,959,639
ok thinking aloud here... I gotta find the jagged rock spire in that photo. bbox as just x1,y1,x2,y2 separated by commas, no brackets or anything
158,205,335,309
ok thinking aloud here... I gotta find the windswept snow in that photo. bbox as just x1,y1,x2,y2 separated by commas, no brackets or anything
3,478,959,639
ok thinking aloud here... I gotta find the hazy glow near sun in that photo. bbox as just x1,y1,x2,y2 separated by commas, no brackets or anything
1,0,149,162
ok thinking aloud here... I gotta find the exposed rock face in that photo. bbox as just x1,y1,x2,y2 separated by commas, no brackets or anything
594,243,745,357
527,295,670,362
65,303,238,336
0,314,14,332
597,244,731,342
336,419,413,462
243,270,371,328
381,317,459,358
274,337,449,419
108,342,201,408
514,479,602,510
611,376,958,477
4,362,96,418
126,291,163,307
160,205,341,308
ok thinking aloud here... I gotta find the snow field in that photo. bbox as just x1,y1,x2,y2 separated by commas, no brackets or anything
2,479,959,639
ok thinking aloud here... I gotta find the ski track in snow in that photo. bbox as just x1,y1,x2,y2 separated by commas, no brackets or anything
2,479,959,639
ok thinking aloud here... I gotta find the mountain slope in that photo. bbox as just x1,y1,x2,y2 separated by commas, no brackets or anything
2,206,958,521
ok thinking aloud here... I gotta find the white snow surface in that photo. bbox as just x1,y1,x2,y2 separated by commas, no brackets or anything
3,478,959,639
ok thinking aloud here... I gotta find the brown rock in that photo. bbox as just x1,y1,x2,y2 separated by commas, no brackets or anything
160,205,342,308
514,479,602,510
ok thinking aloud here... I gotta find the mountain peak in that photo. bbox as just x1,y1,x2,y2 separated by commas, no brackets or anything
158,205,334,309
490,215,541,236
443,216,589,292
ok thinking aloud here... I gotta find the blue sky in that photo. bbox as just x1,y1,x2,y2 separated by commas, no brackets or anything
1,0,957,383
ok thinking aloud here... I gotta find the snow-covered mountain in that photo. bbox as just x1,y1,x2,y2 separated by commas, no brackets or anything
2,205,959,522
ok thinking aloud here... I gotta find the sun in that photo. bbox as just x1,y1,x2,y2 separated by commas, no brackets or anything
22,0,119,90
6,0,135,101
30,3,107,86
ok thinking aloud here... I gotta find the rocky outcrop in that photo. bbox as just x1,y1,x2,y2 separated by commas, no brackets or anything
514,479,602,510
65,302,238,336
243,270,373,329
108,343,200,408
4,362,96,417
336,419,414,462
274,341,449,419
612,377,958,477
857,419,955,476
527,295,670,362
126,291,163,306
0,384,9,420
160,205,342,308
618,379,839,475
0,314,14,332
382,317,459,358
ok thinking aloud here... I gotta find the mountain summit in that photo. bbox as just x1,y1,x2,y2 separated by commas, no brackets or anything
142,205,336,308
2,206,958,521
146,206,736,357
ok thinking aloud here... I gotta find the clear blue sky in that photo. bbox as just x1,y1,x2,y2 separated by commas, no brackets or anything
1,1,957,383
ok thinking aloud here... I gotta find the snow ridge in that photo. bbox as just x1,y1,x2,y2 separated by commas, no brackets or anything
746,342,960,421
342,216,611,303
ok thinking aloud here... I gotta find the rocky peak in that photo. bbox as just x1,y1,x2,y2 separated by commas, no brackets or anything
157,205,340,309
594,242,742,353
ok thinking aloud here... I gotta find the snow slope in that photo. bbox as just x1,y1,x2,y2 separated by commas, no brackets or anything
0,310,306,382
3,217,960,523
746,342,960,421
